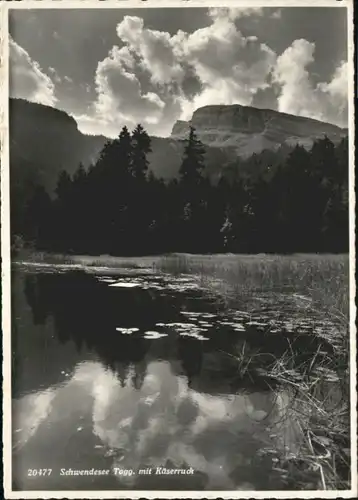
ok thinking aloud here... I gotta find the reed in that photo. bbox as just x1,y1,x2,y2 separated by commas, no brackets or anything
156,252,351,490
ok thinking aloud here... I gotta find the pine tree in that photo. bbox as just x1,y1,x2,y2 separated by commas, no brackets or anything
73,162,86,185
131,124,151,181
280,145,313,251
85,126,134,254
179,126,206,187
54,170,74,251
26,185,53,249
121,124,152,253
69,163,89,252
308,136,338,251
117,126,132,182
177,127,208,251
321,138,348,251
55,170,72,201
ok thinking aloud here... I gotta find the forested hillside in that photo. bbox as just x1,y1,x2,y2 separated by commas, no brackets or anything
11,124,349,256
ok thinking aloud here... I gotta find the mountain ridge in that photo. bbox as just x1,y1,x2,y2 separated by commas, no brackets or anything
9,98,107,194
171,104,347,157
9,98,348,196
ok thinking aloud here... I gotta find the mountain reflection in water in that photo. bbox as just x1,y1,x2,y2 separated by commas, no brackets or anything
12,267,314,491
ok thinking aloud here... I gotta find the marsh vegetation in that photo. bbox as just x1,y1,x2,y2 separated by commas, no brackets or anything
155,253,350,490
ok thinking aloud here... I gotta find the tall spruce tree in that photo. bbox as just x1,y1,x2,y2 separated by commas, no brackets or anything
280,145,313,252
126,124,152,253
131,124,151,181
117,126,132,181
56,170,72,201
85,126,134,254
26,185,53,249
179,126,206,187
178,126,208,251
308,136,338,251
54,170,74,251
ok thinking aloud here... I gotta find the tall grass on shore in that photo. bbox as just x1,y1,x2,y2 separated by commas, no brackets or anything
155,253,350,490
262,342,349,490
156,253,349,320
11,249,161,271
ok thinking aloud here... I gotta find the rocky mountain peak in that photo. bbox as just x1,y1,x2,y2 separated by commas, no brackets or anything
171,104,347,156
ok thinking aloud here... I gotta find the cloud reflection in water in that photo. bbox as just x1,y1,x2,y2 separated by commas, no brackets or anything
13,358,291,490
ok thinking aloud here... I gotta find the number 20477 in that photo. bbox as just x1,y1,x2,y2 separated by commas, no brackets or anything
28,469,52,476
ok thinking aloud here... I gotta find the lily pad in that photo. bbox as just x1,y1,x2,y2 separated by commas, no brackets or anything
109,282,140,288
116,327,139,334
143,331,168,339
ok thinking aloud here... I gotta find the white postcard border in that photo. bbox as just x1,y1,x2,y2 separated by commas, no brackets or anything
1,1,356,499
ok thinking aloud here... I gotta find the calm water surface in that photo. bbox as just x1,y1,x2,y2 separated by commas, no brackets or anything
11,263,340,491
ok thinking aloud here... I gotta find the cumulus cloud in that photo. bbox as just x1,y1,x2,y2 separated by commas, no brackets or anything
272,39,348,127
207,7,264,22
174,12,276,118
78,9,276,137
116,16,185,86
75,44,170,137
48,66,68,84
10,38,57,106
317,60,348,124
95,45,165,121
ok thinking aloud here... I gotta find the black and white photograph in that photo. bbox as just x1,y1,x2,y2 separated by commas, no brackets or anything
1,0,356,497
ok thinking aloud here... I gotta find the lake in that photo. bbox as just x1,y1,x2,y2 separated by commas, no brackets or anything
11,262,345,491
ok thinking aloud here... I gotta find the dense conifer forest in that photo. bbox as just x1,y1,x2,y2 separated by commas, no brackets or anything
11,125,349,255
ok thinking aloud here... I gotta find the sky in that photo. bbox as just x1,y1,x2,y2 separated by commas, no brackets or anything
9,6,349,138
